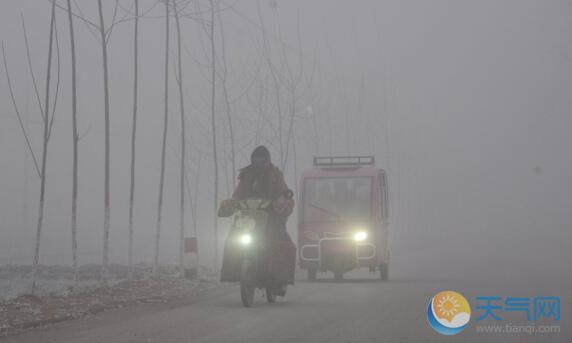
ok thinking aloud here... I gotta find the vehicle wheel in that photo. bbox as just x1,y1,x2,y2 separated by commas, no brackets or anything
266,287,277,303
240,260,255,307
307,268,317,281
379,262,389,281
334,271,344,282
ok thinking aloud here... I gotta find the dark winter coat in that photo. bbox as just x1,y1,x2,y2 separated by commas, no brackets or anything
218,163,296,284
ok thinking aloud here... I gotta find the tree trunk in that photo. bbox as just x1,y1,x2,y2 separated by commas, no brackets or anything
153,0,170,278
97,0,111,284
283,85,296,170
128,0,139,279
31,1,56,295
292,126,299,196
209,0,219,268
66,0,79,288
216,7,236,189
173,0,186,277
184,155,201,269
256,2,283,165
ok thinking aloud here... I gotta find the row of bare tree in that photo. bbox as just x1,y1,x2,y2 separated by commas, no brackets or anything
2,0,317,294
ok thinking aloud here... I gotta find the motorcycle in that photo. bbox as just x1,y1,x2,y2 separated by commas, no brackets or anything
231,198,288,307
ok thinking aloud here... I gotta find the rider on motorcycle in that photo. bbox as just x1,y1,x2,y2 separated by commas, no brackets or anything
218,146,296,290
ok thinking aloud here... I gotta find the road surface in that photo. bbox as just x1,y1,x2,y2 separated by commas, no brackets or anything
4,264,569,343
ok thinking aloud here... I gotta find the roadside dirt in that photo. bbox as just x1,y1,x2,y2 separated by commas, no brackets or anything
0,276,219,337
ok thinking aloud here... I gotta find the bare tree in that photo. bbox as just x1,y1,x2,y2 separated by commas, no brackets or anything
216,5,236,189
2,1,59,294
66,0,80,287
280,13,304,171
127,0,139,279
256,0,284,165
173,0,187,277
35,2,58,294
184,150,201,269
56,0,124,284
153,0,170,277
96,0,113,283
209,0,219,268
2,43,39,178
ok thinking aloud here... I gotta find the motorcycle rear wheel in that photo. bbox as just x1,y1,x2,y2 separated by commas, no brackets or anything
266,287,277,303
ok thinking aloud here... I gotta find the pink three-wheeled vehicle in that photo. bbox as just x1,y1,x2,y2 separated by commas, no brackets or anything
298,156,390,281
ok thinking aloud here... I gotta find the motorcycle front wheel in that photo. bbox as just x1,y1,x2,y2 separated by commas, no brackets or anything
240,259,256,307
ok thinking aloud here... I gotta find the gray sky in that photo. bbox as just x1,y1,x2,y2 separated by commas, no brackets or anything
0,0,570,280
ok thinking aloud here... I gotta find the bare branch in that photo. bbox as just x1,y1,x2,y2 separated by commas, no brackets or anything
104,0,121,43
49,0,99,31
48,21,61,140
106,0,163,40
42,2,56,145
68,0,101,42
77,123,92,141
21,14,45,122
1,42,41,178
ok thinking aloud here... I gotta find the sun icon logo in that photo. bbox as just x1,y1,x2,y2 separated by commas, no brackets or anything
437,294,460,320
427,291,471,335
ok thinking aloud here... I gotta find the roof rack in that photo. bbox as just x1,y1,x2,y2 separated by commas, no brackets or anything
313,156,375,167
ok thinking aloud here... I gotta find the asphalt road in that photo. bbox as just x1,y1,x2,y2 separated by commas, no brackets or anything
4,263,570,343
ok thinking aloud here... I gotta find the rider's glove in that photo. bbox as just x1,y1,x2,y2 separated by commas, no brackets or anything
218,198,239,218
273,195,294,217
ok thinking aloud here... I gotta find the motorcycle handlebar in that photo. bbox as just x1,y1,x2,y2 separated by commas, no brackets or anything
218,189,294,217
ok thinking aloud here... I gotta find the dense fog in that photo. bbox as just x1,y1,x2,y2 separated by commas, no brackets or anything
0,0,570,287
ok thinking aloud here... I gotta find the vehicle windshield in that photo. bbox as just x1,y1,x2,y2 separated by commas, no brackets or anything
303,177,372,222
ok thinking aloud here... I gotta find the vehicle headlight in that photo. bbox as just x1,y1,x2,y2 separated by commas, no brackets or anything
239,234,252,245
353,231,368,242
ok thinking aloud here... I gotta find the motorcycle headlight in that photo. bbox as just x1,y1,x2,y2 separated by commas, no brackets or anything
353,231,368,242
239,234,252,245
